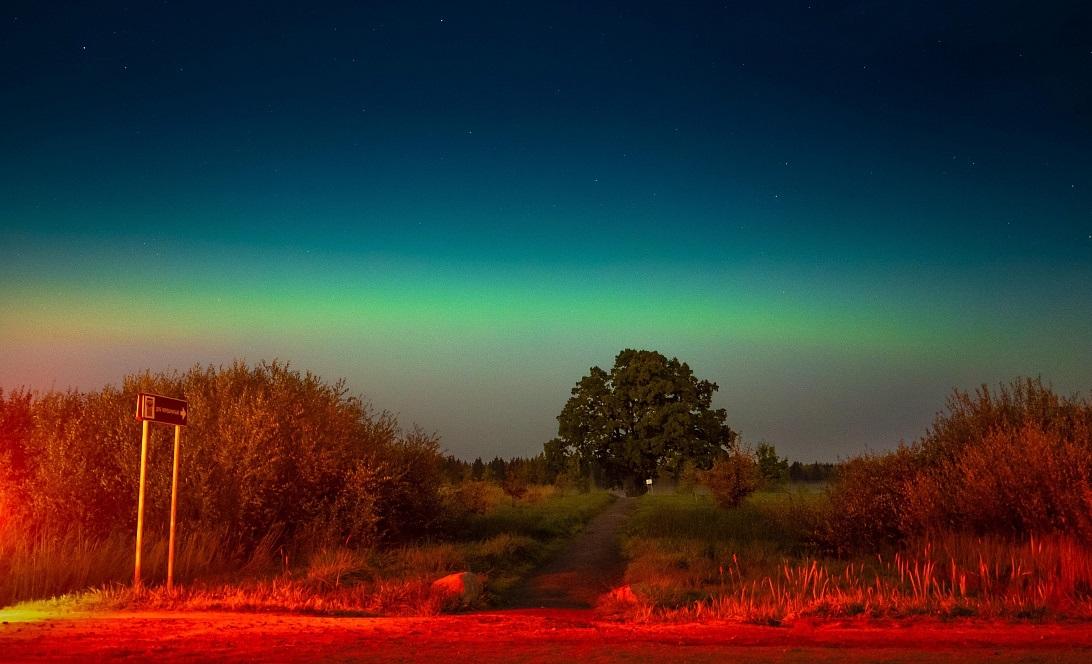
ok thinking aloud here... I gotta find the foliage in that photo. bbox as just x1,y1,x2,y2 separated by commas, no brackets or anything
440,481,500,521
754,442,789,486
470,457,485,480
549,349,737,491
0,483,610,610
787,460,837,483
444,454,555,485
463,491,614,541
676,459,700,495
486,456,507,482
825,377,1092,552
624,491,821,549
821,447,920,553
620,492,1092,622
501,468,529,504
0,362,445,553
701,448,762,509
0,388,34,530
1,363,624,609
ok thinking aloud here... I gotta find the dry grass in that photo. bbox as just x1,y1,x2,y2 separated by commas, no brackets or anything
621,493,1092,623
0,488,611,614
0,524,229,608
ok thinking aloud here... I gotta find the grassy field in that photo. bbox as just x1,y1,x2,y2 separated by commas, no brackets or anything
619,486,1092,623
0,486,614,615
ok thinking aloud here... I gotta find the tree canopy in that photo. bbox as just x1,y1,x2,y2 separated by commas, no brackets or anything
546,349,736,490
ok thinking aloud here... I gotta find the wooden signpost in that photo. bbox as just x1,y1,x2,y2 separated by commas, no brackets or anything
133,393,189,591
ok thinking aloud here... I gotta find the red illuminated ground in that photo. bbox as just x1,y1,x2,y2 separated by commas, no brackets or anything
3,609,1092,663
4,500,1091,662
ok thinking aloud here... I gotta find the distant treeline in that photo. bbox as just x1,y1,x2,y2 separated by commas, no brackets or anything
787,461,837,483
438,454,836,487
439,455,555,486
434,454,834,484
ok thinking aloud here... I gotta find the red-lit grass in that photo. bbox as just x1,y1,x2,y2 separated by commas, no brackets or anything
77,534,562,615
621,493,1092,622
0,523,230,608
0,489,612,613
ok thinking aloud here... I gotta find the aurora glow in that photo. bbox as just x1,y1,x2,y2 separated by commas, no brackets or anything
1,2,1090,460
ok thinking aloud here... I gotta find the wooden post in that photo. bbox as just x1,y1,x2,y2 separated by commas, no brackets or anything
134,419,150,589
167,424,181,592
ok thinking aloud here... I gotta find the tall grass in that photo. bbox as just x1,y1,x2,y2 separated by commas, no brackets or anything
0,488,614,613
466,491,613,540
620,492,1092,622
686,534,1092,623
82,534,544,616
624,490,819,548
0,523,229,608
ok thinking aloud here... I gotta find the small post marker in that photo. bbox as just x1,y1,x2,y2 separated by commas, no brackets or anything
134,418,150,589
167,423,181,592
134,393,189,591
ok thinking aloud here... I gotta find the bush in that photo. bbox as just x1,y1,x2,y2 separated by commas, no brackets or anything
502,469,529,504
701,449,761,509
755,442,789,487
821,446,920,553
440,481,500,521
825,378,1092,552
0,388,34,530
0,361,447,554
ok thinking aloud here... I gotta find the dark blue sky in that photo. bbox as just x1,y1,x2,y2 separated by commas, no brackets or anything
2,1,1090,460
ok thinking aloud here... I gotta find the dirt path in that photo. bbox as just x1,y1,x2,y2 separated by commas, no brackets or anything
3,610,1091,663
506,496,636,608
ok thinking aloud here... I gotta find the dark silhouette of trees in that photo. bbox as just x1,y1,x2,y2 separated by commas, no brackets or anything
486,456,507,481
787,460,837,483
437,453,556,486
755,442,789,486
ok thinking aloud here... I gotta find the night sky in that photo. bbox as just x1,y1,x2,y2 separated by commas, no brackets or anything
2,1,1090,461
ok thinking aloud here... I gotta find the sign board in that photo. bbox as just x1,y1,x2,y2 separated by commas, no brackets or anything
135,393,189,426
132,392,190,590
645,478,653,485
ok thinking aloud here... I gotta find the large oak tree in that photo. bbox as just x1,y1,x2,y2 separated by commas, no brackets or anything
546,349,736,491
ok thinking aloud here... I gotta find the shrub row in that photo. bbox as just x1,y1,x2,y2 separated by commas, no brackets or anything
824,378,1092,552
0,361,445,554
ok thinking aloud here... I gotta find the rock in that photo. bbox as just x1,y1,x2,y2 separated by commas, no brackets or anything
605,585,639,604
430,572,483,608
